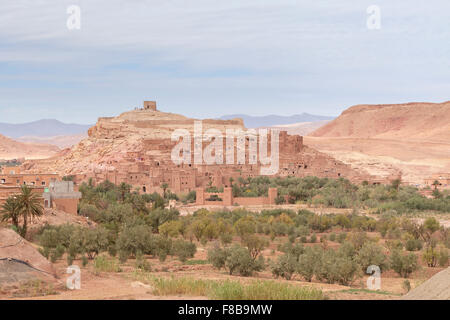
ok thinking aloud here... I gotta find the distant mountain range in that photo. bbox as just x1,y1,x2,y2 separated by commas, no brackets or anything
0,115,334,138
0,119,92,138
219,113,335,128
0,113,334,141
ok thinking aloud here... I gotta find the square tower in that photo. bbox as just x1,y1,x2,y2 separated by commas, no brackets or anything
144,101,157,111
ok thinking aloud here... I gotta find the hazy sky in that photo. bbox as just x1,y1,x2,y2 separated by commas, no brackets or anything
0,0,449,124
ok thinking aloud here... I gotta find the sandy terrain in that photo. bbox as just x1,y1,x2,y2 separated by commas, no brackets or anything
306,101,450,184
0,134,60,160
304,136,450,185
18,133,88,149
266,120,331,136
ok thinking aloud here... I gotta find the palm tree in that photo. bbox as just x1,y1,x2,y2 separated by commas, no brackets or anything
0,196,21,231
119,182,131,202
432,180,440,190
161,183,169,199
17,185,44,238
391,178,401,192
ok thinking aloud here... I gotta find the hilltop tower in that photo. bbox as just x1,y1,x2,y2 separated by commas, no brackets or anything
144,101,157,111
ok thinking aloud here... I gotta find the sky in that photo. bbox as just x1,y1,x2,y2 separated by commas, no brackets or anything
0,0,449,124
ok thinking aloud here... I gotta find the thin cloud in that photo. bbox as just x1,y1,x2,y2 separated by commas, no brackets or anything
0,0,448,122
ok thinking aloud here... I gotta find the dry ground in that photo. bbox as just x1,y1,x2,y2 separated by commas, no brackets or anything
1,234,445,300
304,136,450,185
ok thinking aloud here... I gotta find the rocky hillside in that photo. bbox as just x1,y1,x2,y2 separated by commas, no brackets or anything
0,134,60,160
306,101,450,184
22,108,245,175
310,101,450,142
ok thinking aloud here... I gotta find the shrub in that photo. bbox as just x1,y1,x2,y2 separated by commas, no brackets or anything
271,254,297,280
405,239,423,251
347,231,369,250
219,233,233,245
39,224,110,264
278,242,304,261
82,227,110,259
386,239,404,251
79,203,100,220
135,256,151,271
242,234,268,260
296,247,320,282
356,242,389,272
234,216,256,238
288,234,296,243
422,247,436,267
332,255,360,286
310,233,317,243
116,225,155,262
329,233,336,242
93,256,121,274
402,279,411,293
438,248,449,267
159,220,183,238
338,241,356,258
337,232,347,243
208,245,228,270
275,195,286,205
172,239,197,262
315,249,360,285
154,235,173,262
147,208,179,232
225,245,265,276
390,250,419,278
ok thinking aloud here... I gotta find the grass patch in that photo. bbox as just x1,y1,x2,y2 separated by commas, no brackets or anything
93,256,122,274
211,280,325,300
131,272,325,300
152,277,213,296
184,259,209,265
338,288,400,296
13,280,58,298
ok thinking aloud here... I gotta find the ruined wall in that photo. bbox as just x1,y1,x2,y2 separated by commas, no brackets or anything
196,187,277,206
